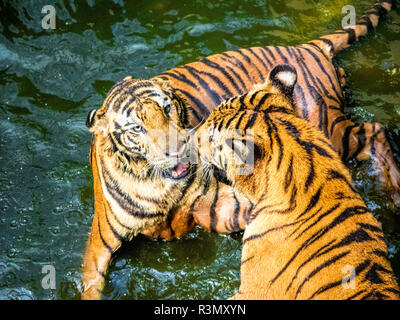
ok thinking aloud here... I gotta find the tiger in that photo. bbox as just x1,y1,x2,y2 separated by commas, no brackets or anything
82,0,399,299
191,63,400,299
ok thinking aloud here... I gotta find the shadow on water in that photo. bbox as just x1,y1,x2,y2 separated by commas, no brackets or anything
0,0,399,299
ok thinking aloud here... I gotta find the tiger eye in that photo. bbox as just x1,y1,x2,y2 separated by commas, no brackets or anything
132,125,144,134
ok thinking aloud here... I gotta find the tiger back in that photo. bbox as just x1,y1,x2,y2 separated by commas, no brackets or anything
194,64,400,299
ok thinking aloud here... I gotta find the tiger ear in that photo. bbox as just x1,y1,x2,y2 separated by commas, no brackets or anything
266,64,297,97
86,109,97,129
86,109,107,134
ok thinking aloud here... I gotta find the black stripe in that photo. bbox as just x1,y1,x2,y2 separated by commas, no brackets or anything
296,187,322,220
177,88,210,118
383,287,400,295
200,57,243,95
330,115,347,135
225,138,251,164
209,182,220,231
244,95,268,131
307,42,323,52
353,125,366,159
113,82,154,112
262,46,277,62
329,105,342,111
357,15,374,33
216,117,226,132
317,37,334,51
100,192,132,234
241,256,254,265
264,105,293,115
295,84,309,120
161,71,209,117
225,64,247,93
274,46,289,64
182,65,223,106
220,52,253,83
275,130,284,170
299,47,342,99
341,124,358,161
101,160,164,219
271,205,369,286
327,169,357,193
235,111,247,130
284,154,294,191
247,47,270,75
360,290,388,300
285,239,336,293
104,208,126,242
162,70,198,90
315,226,375,260
249,91,260,105
237,49,264,81
258,47,274,68
107,133,118,153
371,249,388,258
178,164,198,200
232,193,241,232
224,113,238,130
346,290,367,300
291,48,325,98
243,219,303,245
292,204,340,241
97,216,114,255
295,250,350,298
372,4,388,17
188,194,203,216
343,28,356,45
308,259,371,299
357,222,383,233
365,263,392,284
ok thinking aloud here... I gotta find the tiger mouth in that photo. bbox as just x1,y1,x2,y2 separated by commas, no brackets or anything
164,161,191,180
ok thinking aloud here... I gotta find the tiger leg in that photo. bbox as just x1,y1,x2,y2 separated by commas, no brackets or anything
192,182,251,234
334,120,400,207
141,206,196,240
336,66,346,89
81,210,122,300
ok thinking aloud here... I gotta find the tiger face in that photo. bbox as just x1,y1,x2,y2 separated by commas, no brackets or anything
193,64,297,190
86,77,193,180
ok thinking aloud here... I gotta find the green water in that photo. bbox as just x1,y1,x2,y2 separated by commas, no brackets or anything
0,0,399,300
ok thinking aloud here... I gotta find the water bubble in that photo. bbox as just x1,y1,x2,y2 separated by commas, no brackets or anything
49,226,60,235
7,248,18,258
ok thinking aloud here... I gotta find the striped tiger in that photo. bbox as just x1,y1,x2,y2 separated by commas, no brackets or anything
82,0,399,299
192,63,400,299
157,0,400,209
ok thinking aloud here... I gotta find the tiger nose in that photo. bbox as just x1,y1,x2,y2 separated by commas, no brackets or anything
166,142,187,157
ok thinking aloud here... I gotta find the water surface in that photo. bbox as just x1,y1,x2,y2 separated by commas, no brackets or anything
0,0,399,299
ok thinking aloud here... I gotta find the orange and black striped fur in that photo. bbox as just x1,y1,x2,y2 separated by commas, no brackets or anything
158,0,399,208
193,64,400,299
82,0,399,299
82,77,251,299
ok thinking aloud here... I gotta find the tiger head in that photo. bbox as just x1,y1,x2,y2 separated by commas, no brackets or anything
193,64,297,190
86,77,193,180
